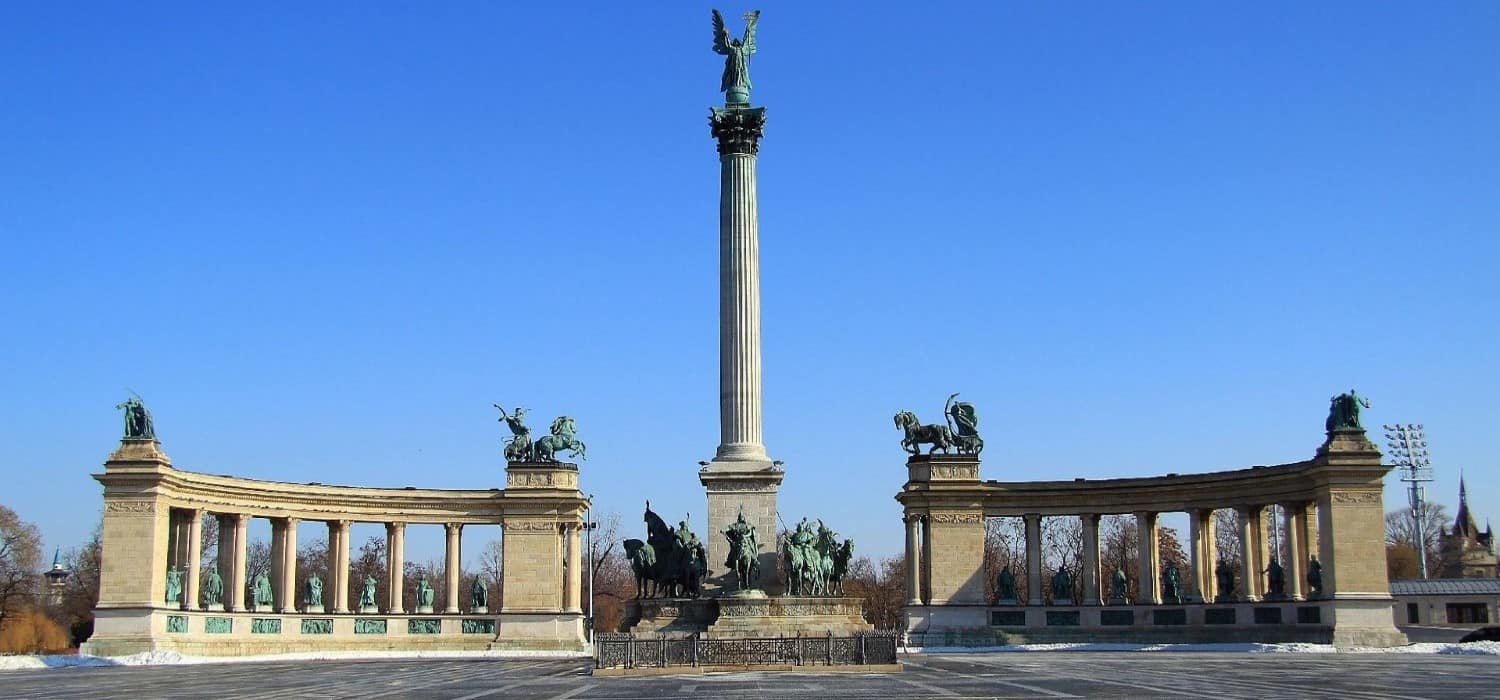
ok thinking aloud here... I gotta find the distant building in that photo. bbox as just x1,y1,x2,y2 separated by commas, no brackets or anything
1391,578,1500,626
1439,478,1497,579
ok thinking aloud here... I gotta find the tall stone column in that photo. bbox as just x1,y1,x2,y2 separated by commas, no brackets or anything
919,515,932,604
184,510,202,610
270,518,286,611
904,514,922,605
330,520,350,614
230,514,249,612
1135,511,1160,605
565,524,582,613
279,518,298,612
386,522,405,613
216,514,236,612
1080,513,1101,605
701,103,783,591
1187,509,1206,602
444,523,463,614
1024,514,1043,606
1283,503,1304,600
1237,505,1263,600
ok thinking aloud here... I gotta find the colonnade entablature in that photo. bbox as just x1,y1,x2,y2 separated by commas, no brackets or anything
83,436,589,656
896,428,1407,649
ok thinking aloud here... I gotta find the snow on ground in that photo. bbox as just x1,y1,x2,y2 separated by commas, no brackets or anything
0,648,589,671
4,641,1498,672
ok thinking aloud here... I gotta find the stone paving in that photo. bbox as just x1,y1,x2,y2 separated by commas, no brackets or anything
3,653,1498,699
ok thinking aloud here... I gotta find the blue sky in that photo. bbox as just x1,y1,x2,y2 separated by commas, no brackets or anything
2,3,1496,566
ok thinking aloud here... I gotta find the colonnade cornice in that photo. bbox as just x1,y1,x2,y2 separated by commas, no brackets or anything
94,464,585,524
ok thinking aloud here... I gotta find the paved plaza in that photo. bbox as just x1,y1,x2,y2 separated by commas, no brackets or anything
4,652,1498,699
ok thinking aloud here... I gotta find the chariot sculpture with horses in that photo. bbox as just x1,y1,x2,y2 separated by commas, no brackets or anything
534,415,587,462
894,393,984,456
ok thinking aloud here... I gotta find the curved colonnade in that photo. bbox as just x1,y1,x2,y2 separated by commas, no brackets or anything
82,438,586,656
899,428,1407,648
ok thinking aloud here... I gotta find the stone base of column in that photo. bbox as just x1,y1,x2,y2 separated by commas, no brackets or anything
701,466,783,594
490,612,586,652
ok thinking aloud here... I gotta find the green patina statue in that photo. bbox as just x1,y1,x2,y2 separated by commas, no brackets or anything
996,565,1017,601
304,574,323,609
1325,389,1371,432
723,509,761,591
534,415,586,462
894,410,953,455
203,569,223,607
625,502,707,598
711,9,759,106
1161,561,1182,603
945,393,984,455
1215,559,1235,602
1051,567,1073,602
165,567,182,605
250,572,273,610
471,577,489,610
1110,568,1128,602
1265,559,1287,600
1307,557,1324,598
494,404,533,462
416,575,435,609
783,517,849,596
359,575,378,610
115,395,155,440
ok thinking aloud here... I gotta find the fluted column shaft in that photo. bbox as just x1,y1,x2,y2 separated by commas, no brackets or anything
329,520,350,613
905,515,922,605
1080,513,1101,605
565,524,582,613
1238,506,1263,600
1135,511,1160,605
444,523,462,614
279,518,298,612
386,522,405,613
230,514,249,612
184,510,202,610
715,150,767,462
1284,504,1305,600
1024,514,1043,605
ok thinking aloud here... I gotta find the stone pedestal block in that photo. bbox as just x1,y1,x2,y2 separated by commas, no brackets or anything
701,468,783,592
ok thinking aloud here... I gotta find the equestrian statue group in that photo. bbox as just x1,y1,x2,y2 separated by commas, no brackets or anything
894,392,983,455
494,404,586,462
624,503,709,599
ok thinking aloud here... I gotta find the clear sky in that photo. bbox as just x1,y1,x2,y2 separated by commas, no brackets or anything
2,3,1496,567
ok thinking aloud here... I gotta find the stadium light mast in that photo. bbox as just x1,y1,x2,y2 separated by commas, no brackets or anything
1384,423,1433,579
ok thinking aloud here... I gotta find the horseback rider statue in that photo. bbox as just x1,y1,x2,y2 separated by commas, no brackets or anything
722,509,760,592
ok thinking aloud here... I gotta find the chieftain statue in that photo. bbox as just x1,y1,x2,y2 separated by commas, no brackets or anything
416,575,436,610
1110,568,1128,603
1215,559,1236,602
1265,560,1287,601
250,572,273,611
996,565,1018,602
359,574,378,610
304,574,323,609
722,509,761,592
1050,566,1073,603
202,568,224,607
115,394,155,440
624,502,707,599
1325,389,1370,432
164,567,183,605
782,517,853,597
711,9,759,106
471,577,489,611
1161,561,1182,603
1307,557,1324,598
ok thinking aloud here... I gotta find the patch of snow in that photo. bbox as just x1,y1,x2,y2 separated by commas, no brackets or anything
1349,641,1500,656
908,642,1339,654
0,648,590,671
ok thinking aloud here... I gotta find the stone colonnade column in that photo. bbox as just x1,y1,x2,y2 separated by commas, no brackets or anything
1080,513,1101,606
216,514,234,612
1238,506,1264,600
1024,514,1042,605
904,514,922,605
1283,503,1305,600
279,518,298,612
230,513,249,612
1188,509,1212,602
386,522,406,613
565,524,582,613
444,523,463,614
1135,511,1160,605
920,514,933,604
184,510,202,610
330,520,350,614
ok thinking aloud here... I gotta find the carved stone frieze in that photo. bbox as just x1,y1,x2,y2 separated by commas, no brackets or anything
504,520,560,532
1330,490,1382,505
929,512,984,524
105,500,156,514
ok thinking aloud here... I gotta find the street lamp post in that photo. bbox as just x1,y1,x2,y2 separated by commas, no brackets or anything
1384,423,1433,579
584,495,598,639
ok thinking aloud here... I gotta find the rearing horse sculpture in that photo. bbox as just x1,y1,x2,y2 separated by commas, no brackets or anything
894,410,952,454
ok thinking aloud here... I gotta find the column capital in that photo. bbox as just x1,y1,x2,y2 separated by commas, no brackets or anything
445,522,463,534
385,521,406,534
234,513,251,525
709,105,766,156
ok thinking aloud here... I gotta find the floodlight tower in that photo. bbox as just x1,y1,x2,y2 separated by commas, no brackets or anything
1384,423,1433,579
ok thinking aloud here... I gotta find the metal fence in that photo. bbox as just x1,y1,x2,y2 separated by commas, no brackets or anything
594,632,900,669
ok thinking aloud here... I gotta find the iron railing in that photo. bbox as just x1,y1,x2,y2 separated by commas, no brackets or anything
594,632,899,669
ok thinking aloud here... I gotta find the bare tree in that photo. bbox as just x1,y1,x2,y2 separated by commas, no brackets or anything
477,538,502,607
1386,504,1449,578
199,514,219,579
57,520,102,645
983,517,1026,603
843,555,905,630
349,536,387,609
1099,515,1138,601
0,505,43,632
1041,516,1084,603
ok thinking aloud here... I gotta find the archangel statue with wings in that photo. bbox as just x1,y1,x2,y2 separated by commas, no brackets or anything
712,9,759,106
